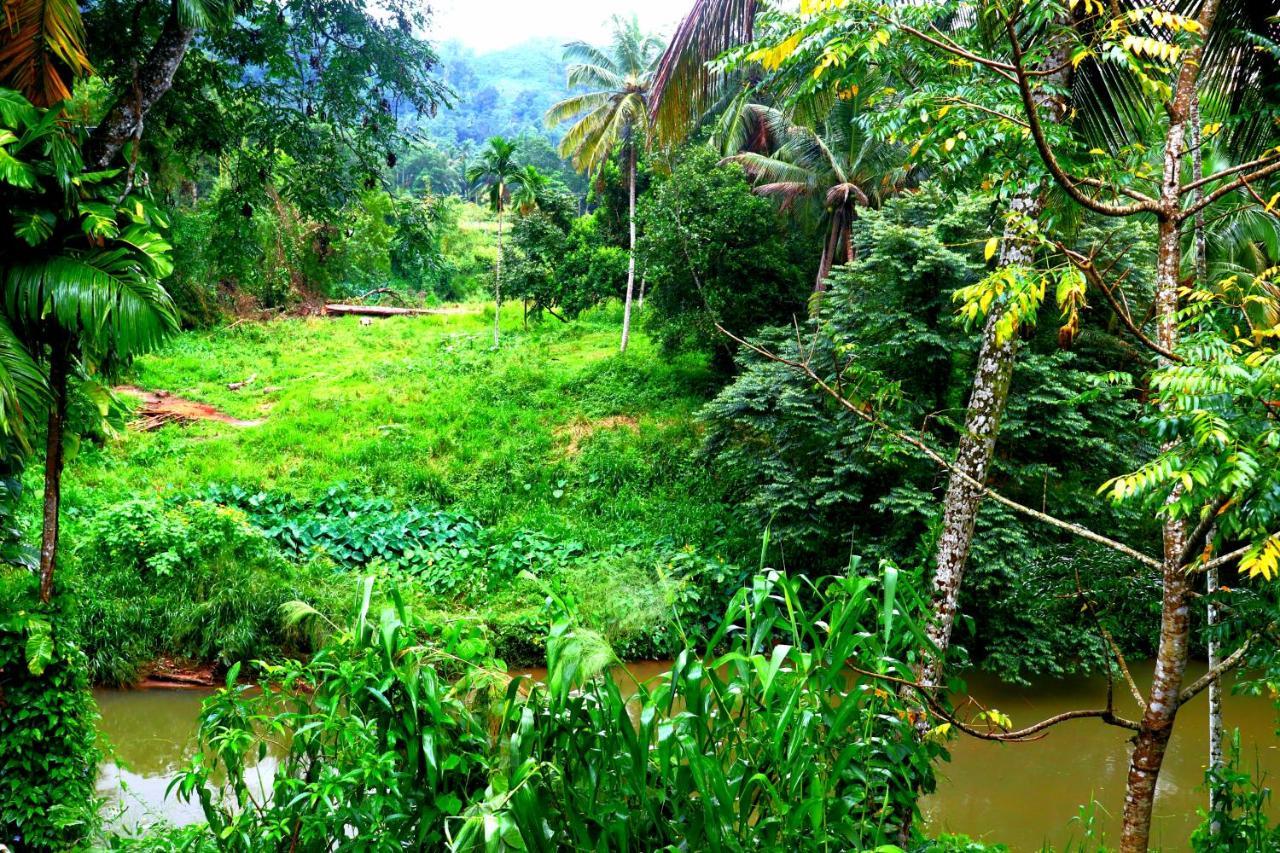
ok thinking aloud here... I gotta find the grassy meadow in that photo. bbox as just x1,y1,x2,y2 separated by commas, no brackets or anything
34,304,752,683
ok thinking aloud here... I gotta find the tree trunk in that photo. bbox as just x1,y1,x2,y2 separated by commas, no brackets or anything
37,345,69,604
83,3,196,171
1118,4,1218,843
915,34,1074,692
918,193,1039,689
620,146,638,353
1190,95,1225,835
494,210,503,347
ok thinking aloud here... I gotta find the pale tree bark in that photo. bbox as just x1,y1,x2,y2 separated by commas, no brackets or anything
1190,95,1225,836
494,209,504,347
620,145,638,353
918,46,1073,691
37,344,69,604
1119,5,1220,844
84,2,196,171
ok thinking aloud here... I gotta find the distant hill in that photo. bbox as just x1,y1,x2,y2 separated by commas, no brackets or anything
426,37,573,146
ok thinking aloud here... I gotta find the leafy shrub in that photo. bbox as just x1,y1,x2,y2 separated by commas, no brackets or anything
0,612,99,852
175,564,951,850
175,580,504,850
638,147,814,367
64,498,339,685
200,484,584,597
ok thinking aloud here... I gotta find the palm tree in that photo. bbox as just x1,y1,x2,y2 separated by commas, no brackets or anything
511,165,551,215
546,15,662,353
723,97,907,290
1,89,178,603
467,136,521,347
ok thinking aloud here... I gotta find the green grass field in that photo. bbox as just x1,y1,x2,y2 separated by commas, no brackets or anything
62,303,734,549
32,304,753,681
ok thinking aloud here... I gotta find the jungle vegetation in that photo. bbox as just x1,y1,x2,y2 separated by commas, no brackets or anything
2,0,1280,851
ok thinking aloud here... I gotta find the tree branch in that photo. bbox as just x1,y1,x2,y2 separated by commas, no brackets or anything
1054,242,1182,362
1184,157,1280,220
847,664,1141,742
1000,14,1160,218
716,324,1163,569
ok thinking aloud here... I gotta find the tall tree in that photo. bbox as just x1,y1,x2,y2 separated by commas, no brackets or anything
0,90,177,602
467,136,521,347
546,15,662,353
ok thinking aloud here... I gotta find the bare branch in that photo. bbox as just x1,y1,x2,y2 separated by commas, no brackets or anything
1182,152,1280,196
1055,242,1182,362
1184,157,1280,220
1177,628,1273,707
717,324,1163,569
847,664,1141,742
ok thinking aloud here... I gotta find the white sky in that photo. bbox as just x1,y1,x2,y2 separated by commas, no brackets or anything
427,0,693,51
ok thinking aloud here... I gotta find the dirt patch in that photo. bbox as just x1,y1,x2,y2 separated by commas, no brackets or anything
557,415,640,456
116,386,265,430
137,656,218,689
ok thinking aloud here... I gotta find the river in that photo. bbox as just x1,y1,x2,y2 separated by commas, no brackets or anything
95,662,1279,849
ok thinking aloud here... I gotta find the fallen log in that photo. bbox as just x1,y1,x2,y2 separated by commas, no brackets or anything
323,303,439,317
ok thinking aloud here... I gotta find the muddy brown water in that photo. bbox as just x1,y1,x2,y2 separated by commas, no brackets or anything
96,663,1278,849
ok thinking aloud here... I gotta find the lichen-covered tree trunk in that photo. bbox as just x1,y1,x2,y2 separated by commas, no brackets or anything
1190,96,1225,836
917,40,1073,689
1117,3,1222,843
84,3,195,171
918,194,1038,689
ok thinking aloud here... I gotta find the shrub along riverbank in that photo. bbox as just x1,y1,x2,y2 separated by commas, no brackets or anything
0,306,752,686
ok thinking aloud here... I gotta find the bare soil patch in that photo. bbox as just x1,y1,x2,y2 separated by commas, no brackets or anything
557,415,640,456
116,386,265,430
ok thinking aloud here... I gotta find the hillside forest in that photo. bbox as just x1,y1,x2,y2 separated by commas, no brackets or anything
2,0,1280,851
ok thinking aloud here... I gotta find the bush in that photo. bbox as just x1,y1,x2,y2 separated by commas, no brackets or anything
0,613,99,852
638,147,813,367
64,497,340,685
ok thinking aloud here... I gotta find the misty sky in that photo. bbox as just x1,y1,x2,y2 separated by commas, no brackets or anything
427,0,694,51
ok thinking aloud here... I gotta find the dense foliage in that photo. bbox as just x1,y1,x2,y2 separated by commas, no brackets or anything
174,567,949,851
638,148,813,365
702,188,1159,678
0,614,98,851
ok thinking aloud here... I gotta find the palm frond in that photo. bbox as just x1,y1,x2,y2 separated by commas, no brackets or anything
650,0,758,146
0,0,93,106
5,250,178,355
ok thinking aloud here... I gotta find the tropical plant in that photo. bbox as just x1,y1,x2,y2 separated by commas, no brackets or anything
0,89,178,602
545,15,662,353
467,135,521,346
0,0,94,107
0,609,99,851
175,563,949,850
510,164,550,215
723,96,908,290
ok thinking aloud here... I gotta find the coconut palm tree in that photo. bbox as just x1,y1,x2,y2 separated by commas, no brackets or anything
723,96,908,291
545,15,662,353
467,136,521,347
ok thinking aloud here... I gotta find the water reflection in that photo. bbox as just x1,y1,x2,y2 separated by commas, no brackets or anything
922,664,1280,851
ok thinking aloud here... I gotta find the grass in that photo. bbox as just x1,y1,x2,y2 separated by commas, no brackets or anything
61,303,731,548
28,303,751,680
